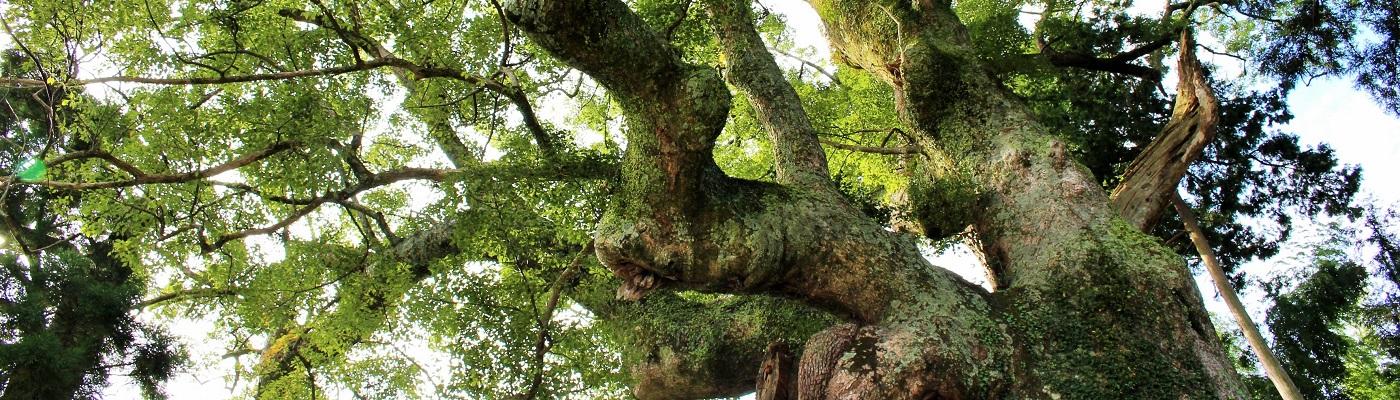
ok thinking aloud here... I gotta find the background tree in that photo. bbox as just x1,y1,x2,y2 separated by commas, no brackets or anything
0,49,182,399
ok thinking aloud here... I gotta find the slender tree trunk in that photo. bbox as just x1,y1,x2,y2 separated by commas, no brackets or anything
1173,193,1305,400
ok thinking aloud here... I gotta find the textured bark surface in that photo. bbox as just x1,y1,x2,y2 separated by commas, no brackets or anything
756,342,798,400
1111,31,1220,231
808,1,1244,397
500,0,1249,398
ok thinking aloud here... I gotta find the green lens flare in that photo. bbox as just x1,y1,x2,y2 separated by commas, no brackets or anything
16,158,46,181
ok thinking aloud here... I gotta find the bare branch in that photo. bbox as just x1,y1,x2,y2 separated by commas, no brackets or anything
1042,51,1163,80
1172,193,1304,400
520,242,592,400
820,139,921,155
138,287,240,308
769,46,842,86
2,141,299,190
205,200,325,251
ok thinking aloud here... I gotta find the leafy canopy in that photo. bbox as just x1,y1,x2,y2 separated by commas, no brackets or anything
0,0,1395,398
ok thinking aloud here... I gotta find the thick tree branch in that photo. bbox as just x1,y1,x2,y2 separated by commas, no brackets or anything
1042,51,1163,80
1111,30,1219,230
506,3,1005,398
809,1,1246,397
505,0,727,212
704,0,833,188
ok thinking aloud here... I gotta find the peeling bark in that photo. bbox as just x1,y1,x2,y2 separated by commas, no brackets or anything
1111,31,1220,231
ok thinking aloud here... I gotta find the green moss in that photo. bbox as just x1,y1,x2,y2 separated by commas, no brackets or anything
1004,219,1211,399
593,289,836,388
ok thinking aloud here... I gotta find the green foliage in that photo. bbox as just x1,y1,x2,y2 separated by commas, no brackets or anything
1265,243,1368,399
1229,225,1400,400
1232,0,1400,115
1008,219,1211,398
1341,325,1400,400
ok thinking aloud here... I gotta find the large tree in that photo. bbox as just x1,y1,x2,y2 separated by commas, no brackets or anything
0,0,1394,398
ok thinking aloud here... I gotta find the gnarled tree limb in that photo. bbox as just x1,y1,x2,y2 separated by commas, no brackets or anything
705,0,832,188
1111,31,1219,231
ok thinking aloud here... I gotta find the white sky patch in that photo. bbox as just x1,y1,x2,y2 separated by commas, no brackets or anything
1286,78,1400,202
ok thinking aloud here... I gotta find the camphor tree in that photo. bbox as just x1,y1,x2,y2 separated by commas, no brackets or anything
0,0,1395,399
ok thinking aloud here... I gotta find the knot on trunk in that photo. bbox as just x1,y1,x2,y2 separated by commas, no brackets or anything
593,183,796,299
793,323,981,399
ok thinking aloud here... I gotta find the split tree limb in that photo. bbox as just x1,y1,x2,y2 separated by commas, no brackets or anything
1110,30,1219,231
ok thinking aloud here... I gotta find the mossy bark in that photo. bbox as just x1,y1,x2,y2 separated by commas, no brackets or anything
503,0,1249,398
809,0,1245,397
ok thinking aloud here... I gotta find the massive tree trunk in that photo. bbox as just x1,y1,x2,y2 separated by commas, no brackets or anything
501,0,1246,398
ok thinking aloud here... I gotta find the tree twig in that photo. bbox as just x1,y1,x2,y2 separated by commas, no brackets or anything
819,139,921,155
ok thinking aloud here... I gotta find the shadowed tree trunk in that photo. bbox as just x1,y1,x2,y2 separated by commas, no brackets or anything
497,0,1248,398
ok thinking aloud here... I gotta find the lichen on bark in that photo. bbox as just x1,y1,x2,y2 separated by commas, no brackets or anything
501,0,1250,398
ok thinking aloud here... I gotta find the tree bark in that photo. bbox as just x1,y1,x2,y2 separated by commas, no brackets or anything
1104,29,1302,400
508,1,1003,397
1110,31,1219,232
500,0,1249,398
808,1,1245,397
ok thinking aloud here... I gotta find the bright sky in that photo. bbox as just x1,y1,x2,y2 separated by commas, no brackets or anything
0,1,1393,398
